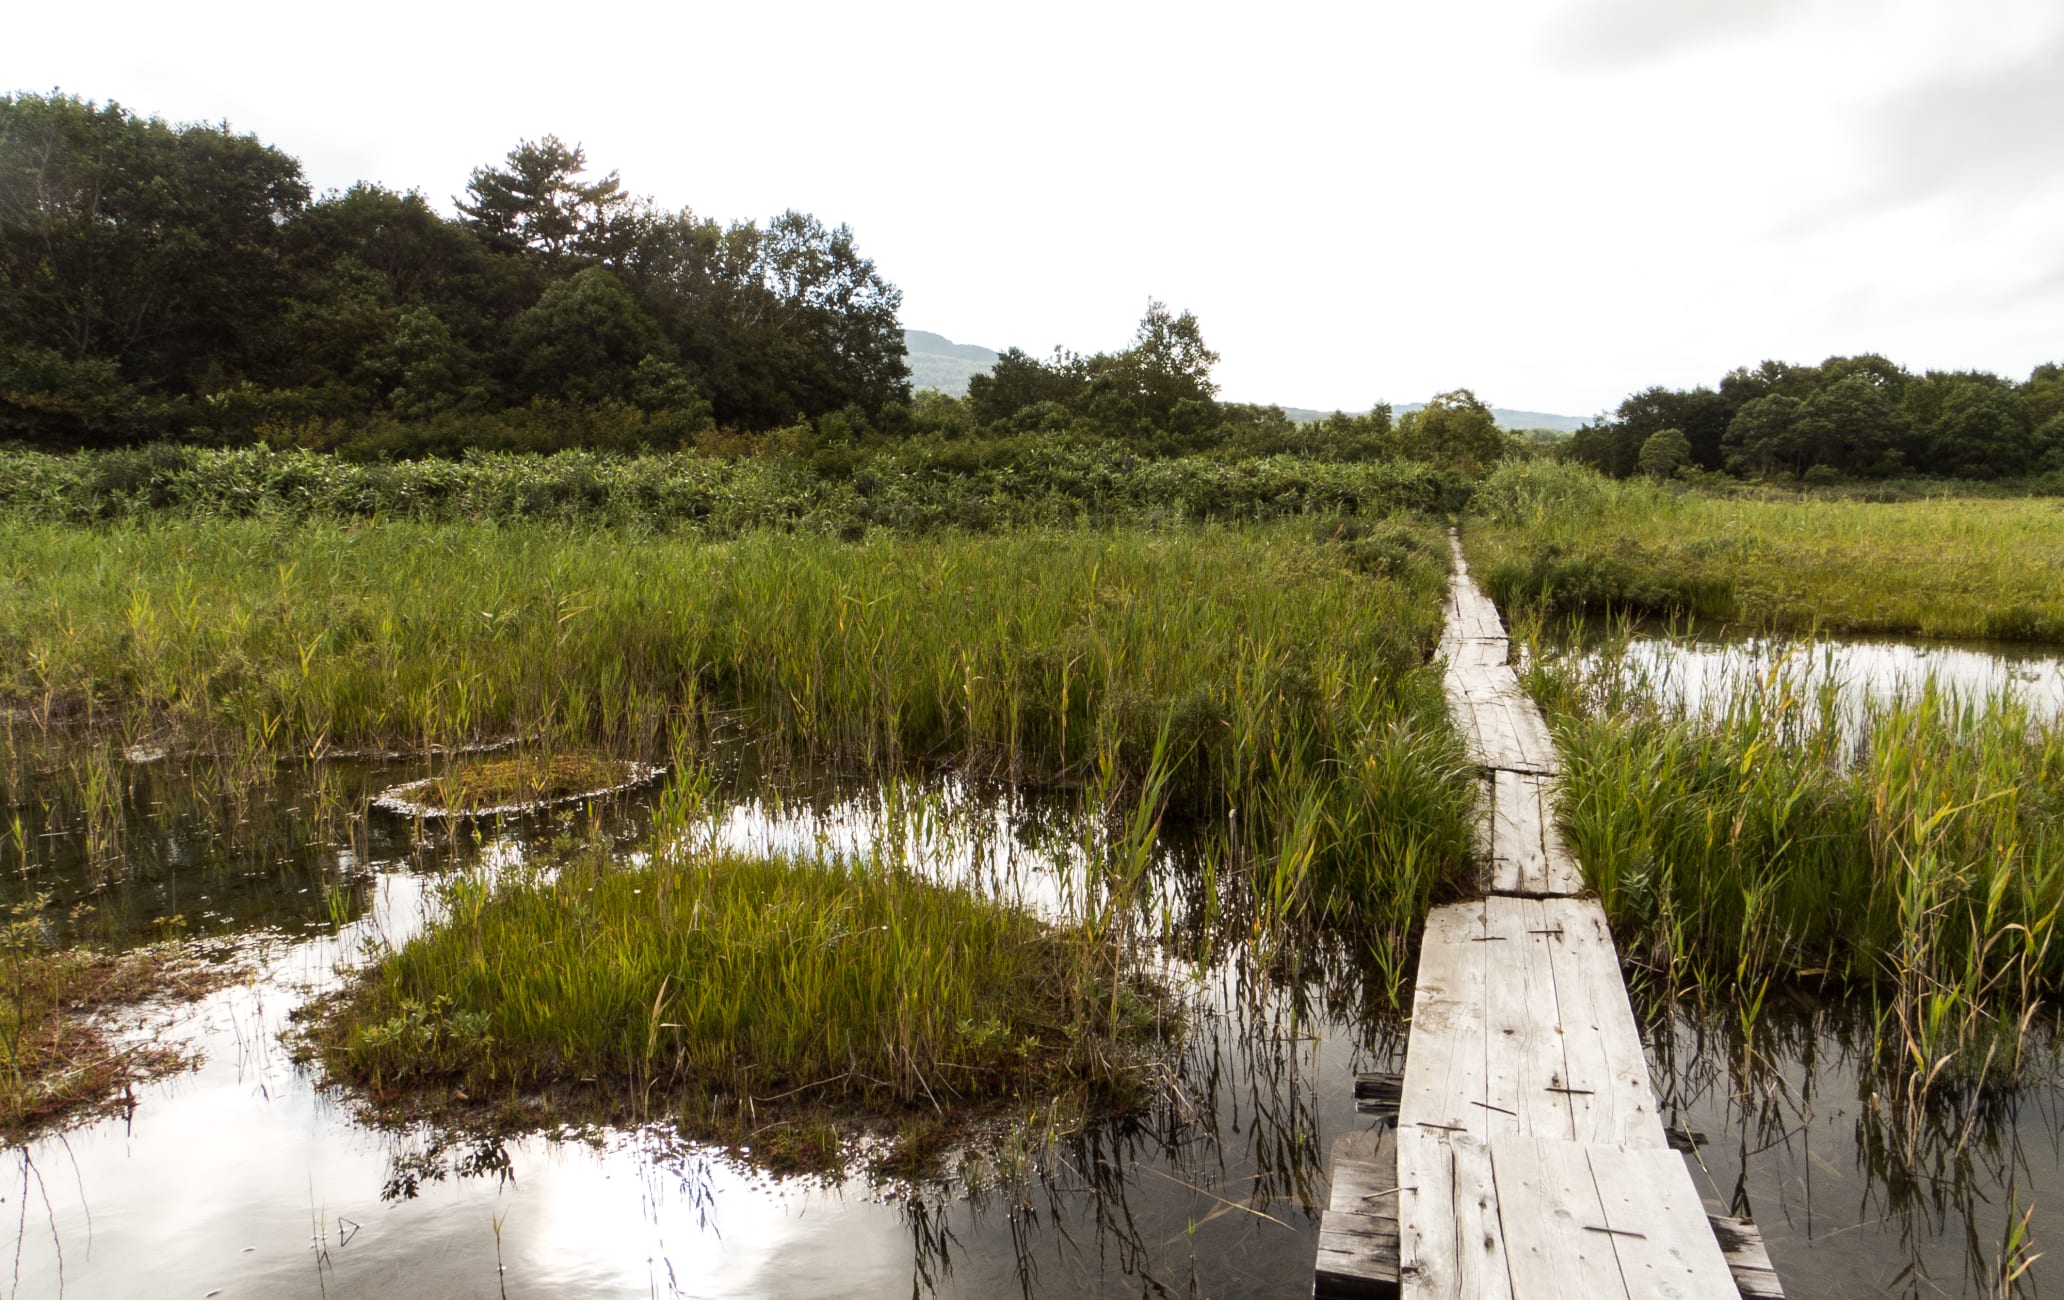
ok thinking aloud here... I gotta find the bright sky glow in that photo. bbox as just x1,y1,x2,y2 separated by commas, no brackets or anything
10,0,2062,415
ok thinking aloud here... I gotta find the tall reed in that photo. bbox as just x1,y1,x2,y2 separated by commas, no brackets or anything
1,518,1477,943
1531,635,2064,1090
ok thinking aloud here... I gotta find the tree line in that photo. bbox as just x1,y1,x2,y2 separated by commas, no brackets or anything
9,91,2059,483
0,91,1510,472
0,91,909,450
1568,355,2064,482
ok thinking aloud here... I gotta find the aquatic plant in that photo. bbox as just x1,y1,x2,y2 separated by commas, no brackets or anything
1531,633,2064,1091
0,893,233,1137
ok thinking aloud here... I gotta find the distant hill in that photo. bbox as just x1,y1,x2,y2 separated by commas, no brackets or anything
903,331,1588,432
905,330,1000,396
1285,403,1587,434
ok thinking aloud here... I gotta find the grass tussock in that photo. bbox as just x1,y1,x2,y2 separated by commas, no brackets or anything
379,752,650,815
1,899,232,1138
1528,641,2064,1090
1468,461,2064,641
317,843,1169,1152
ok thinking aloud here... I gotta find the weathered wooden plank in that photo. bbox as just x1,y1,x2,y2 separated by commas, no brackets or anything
1445,692,1488,765
1400,903,1491,1137
1318,1128,1401,1300
1481,896,1573,1140
1444,592,1504,640
1455,662,1524,700
1468,697,1523,767
1340,528,1757,1300
1449,695,1561,777
1442,638,1509,674
1448,1131,1513,1300
1485,771,1584,896
1506,702,1562,776
1486,1134,1624,1299
1457,697,1527,774
1708,1215,1786,1298
1399,1128,1513,1300
1356,1071,1406,1118
1583,1144,1741,1299
1396,1127,1455,1300
1537,897,1665,1148
1486,771,1546,894
1318,1217,1402,1300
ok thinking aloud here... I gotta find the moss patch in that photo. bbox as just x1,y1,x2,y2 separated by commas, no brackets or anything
0,924,235,1139
374,753,660,818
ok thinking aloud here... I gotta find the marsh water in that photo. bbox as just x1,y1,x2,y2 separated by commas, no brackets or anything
4,629,2062,1300
1571,626,2064,729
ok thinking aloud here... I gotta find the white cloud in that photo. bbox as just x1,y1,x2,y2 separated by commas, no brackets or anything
6,0,2061,414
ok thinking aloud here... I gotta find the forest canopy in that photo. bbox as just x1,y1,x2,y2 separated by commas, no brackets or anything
0,92,909,449
1566,355,2064,482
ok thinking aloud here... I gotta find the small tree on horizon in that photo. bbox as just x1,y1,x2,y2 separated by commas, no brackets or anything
1637,427,1692,479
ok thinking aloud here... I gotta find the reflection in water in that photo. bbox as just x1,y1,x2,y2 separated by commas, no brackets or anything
0,716,2058,1296
1647,994,2060,1299
0,747,1396,1298
1570,630,2064,731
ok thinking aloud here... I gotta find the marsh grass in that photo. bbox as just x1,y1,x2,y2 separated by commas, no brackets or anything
318,836,1172,1148
1469,461,2064,641
0,517,1477,942
1528,632,2064,1097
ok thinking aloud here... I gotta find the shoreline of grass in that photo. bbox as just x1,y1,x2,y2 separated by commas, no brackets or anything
308,844,1174,1173
1466,461,2064,643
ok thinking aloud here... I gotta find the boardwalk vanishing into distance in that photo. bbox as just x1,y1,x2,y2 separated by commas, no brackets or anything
1314,534,1782,1300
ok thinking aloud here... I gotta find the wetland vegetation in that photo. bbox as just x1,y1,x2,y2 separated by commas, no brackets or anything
7,85,2064,1299
0,498,1479,1176
0,917,231,1137
1469,460,2064,641
371,752,660,817
317,827,1173,1169
1526,634,2064,1087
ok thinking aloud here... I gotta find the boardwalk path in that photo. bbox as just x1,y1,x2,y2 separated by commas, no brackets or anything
1313,535,1781,1299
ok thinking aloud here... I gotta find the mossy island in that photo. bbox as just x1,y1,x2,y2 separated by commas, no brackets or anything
305,841,1174,1175
372,754,666,819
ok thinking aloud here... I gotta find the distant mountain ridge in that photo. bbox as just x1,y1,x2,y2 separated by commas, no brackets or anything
904,330,1002,397
1280,404,1587,434
903,330,1586,432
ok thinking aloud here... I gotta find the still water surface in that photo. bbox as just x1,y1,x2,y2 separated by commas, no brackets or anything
5,645,2061,1298
1585,629,2064,726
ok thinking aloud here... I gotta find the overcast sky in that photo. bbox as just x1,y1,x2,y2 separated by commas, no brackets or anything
9,0,2061,415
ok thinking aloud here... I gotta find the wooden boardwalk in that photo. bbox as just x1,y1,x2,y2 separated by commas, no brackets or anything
1314,535,1782,1300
